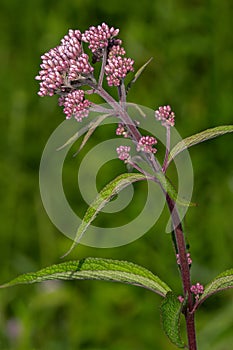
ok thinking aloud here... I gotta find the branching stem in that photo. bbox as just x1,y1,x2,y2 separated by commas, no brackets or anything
88,81,197,349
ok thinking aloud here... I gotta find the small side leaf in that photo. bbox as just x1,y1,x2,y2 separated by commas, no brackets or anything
126,57,153,93
57,113,110,151
0,258,171,296
160,292,185,348
63,173,147,256
197,268,233,307
73,113,111,156
168,125,233,166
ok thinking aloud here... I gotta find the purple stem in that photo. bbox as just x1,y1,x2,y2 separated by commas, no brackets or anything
92,85,162,174
127,159,159,184
166,195,197,350
162,126,171,172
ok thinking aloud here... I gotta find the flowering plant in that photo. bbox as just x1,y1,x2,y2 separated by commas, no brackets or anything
1,23,233,350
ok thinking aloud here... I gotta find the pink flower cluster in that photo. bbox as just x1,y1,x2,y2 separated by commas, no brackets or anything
108,45,125,57
68,53,94,80
190,283,204,296
116,123,128,137
36,23,135,121
105,45,134,86
58,90,91,122
116,146,131,161
35,29,93,97
155,105,175,127
178,295,184,303
176,253,192,265
136,136,157,154
82,23,119,54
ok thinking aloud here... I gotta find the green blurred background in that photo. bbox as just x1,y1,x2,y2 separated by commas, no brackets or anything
0,0,233,349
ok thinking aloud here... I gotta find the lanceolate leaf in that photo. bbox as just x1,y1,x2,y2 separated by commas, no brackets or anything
168,125,233,166
0,258,171,297
63,173,147,256
73,113,111,156
126,57,153,93
160,292,185,348
64,171,195,257
196,268,233,308
57,113,111,151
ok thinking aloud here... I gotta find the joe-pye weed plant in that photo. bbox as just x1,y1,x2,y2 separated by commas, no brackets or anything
1,23,233,349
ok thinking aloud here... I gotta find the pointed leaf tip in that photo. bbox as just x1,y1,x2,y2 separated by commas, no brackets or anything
160,292,185,348
73,113,111,156
64,173,147,256
168,125,233,166
126,57,153,93
56,113,110,152
0,258,171,297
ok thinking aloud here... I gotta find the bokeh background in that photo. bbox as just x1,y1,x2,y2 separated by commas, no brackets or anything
0,0,233,349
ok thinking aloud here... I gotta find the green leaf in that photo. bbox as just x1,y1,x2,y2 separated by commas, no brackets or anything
63,173,147,256
197,268,233,307
56,113,110,151
156,171,196,207
73,113,111,156
0,258,171,296
160,292,185,348
64,171,194,257
168,125,233,166
126,57,153,93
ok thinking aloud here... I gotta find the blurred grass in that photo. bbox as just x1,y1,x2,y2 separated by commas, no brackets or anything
0,0,233,349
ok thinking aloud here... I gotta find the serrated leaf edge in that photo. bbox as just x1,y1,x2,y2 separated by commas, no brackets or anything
160,291,185,348
0,258,171,297
168,125,233,166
